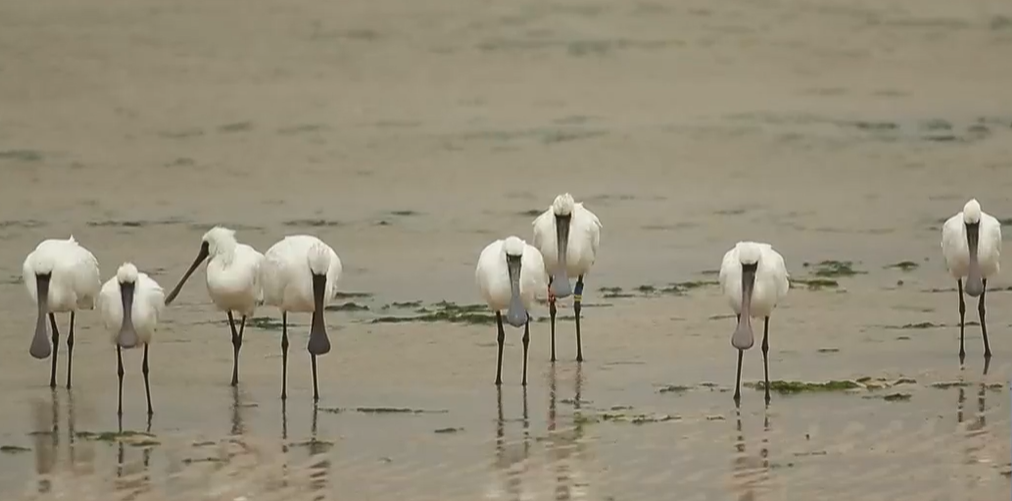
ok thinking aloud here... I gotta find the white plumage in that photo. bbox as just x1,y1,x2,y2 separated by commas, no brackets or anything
719,242,790,322
23,236,101,314
204,227,265,316
718,241,790,404
98,263,165,347
476,236,547,386
940,198,1001,360
531,193,602,362
476,237,548,316
98,262,163,416
260,234,342,401
941,199,1001,288
532,194,602,293
262,235,342,313
164,226,265,386
22,236,102,388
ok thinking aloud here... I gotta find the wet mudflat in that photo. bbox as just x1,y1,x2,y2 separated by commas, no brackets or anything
2,0,1012,498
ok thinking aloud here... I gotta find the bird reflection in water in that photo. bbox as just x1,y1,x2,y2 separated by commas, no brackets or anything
546,363,589,501
956,359,991,487
489,386,531,500
31,391,59,494
305,404,331,501
32,390,98,493
114,410,154,498
231,386,247,437
730,404,771,501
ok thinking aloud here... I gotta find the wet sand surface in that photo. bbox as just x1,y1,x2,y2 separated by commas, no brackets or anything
2,0,1012,498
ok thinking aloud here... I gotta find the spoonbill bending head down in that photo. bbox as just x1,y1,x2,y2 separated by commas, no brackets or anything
261,235,342,402
941,199,1001,362
98,263,165,416
476,236,547,386
719,241,789,405
23,236,102,389
164,226,265,386
532,193,602,362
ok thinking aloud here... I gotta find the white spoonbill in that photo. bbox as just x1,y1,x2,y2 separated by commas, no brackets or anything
23,236,102,389
163,226,265,386
261,235,342,401
476,236,547,386
941,198,1001,362
98,263,165,416
719,241,790,405
532,193,602,362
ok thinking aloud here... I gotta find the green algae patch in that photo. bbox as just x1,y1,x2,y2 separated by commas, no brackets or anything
372,301,494,325
746,380,861,394
804,260,866,277
658,385,692,394
791,278,839,291
601,286,634,298
326,302,369,312
434,427,464,434
863,393,912,402
246,317,284,331
0,445,30,454
930,381,970,389
75,430,157,446
886,261,920,272
599,412,679,424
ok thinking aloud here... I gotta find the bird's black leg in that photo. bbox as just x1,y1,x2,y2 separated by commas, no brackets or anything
762,316,771,406
548,280,557,362
495,312,505,386
733,349,744,404
49,313,60,389
958,279,966,364
66,312,75,389
311,354,320,402
574,275,584,362
521,315,530,386
117,345,124,416
227,311,241,386
281,312,289,400
142,344,153,415
979,279,991,359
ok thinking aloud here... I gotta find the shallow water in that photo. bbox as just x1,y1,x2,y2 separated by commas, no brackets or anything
2,0,1012,498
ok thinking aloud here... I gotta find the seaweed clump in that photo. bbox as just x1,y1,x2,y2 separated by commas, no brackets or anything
745,380,860,394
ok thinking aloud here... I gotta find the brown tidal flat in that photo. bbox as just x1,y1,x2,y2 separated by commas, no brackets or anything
1,0,1012,499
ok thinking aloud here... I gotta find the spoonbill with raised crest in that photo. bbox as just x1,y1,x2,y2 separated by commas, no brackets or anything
163,226,265,386
532,193,602,362
941,198,1001,362
476,236,547,386
98,263,165,416
23,236,102,389
719,241,789,405
261,235,342,402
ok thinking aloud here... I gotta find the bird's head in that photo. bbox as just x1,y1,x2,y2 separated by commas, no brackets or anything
552,193,576,217
503,236,526,258
736,242,761,267
962,199,982,225
117,263,139,284
201,226,237,256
